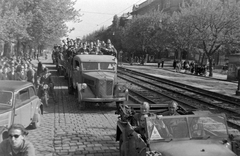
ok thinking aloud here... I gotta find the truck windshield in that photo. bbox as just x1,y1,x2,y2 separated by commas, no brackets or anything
100,62,116,70
82,62,98,70
0,91,13,106
146,114,229,141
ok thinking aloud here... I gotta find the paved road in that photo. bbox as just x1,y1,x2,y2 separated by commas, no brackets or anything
27,57,119,156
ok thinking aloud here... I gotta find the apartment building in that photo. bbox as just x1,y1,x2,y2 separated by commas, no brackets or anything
131,0,185,18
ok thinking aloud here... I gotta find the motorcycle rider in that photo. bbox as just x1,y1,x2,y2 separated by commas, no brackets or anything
39,68,56,100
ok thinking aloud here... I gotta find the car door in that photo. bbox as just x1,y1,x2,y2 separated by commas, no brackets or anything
13,88,32,127
29,86,39,119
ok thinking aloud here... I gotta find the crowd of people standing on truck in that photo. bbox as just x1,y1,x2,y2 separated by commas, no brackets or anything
52,38,117,66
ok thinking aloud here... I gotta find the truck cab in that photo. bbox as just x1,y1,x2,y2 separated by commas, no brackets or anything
68,54,128,108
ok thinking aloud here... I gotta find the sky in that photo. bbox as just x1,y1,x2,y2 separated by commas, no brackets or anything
66,0,145,39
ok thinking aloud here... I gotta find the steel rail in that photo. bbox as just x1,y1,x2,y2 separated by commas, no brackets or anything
118,67,240,104
117,70,240,130
118,70,240,115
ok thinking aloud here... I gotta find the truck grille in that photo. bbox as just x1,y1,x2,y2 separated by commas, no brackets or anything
106,80,113,95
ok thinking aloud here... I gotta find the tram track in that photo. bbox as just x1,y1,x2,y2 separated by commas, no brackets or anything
117,67,240,130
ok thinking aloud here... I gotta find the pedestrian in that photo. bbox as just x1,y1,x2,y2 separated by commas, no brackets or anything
0,65,4,79
27,64,35,84
173,60,176,69
157,60,161,68
161,59,164,68
7,64,16,80
0,124,35,156
0,66,9,80
15,65,27,81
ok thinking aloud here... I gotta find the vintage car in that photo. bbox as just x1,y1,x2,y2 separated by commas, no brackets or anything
0,81,43,142
116,103,240,156
67,54,128,108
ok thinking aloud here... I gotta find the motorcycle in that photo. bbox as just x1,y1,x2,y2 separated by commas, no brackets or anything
41,83,49,106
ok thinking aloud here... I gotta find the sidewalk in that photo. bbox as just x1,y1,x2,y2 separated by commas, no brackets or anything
121,61,229,82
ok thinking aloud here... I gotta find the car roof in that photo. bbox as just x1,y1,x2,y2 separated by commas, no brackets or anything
74,55,116,62
0,81,33,92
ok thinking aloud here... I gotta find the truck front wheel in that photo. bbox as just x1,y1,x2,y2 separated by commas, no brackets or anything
68,78,74,94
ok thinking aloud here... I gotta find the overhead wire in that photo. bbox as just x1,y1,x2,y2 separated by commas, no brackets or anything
96,0,144,27
80,11,115,16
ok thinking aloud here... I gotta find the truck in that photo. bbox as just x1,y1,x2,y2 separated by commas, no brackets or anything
67,54,129,109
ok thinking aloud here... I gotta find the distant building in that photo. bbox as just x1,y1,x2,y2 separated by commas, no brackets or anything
119,13,131,27
131,0,186,18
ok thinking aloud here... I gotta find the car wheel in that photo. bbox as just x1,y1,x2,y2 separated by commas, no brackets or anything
68,78,73,94
32,108,42,129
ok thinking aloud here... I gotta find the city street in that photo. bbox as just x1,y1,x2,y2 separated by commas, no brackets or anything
27,57,119,156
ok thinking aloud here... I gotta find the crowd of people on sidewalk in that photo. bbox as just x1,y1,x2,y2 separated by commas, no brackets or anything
173,60,209,76
0,56,36,82
0,55,55,99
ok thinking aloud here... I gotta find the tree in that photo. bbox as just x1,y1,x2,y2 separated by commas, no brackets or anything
179,0,240,76
123,14,159,57
0,0,81,57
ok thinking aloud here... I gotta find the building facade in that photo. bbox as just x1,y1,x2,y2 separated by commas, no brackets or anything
131,0,185,18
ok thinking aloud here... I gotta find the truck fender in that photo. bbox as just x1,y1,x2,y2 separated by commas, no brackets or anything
76,83,95,102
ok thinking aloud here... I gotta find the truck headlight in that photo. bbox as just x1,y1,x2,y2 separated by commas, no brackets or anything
117,85,127,92
81,83,87,90
43,84,48,89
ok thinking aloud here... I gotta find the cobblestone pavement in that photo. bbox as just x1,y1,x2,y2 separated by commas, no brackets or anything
27,59,119,156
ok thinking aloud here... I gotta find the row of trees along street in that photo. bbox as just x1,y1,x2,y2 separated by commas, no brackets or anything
83,0,240,77
0,0,80,58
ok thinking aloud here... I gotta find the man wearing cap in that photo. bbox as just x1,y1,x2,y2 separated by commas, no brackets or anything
105,39,117,56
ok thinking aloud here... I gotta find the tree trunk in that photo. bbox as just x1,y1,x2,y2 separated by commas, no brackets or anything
29,45,32,59
16,39,21,57
3,41,10,57
22,43,27,59
208,58,213,77
201,53,205,66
